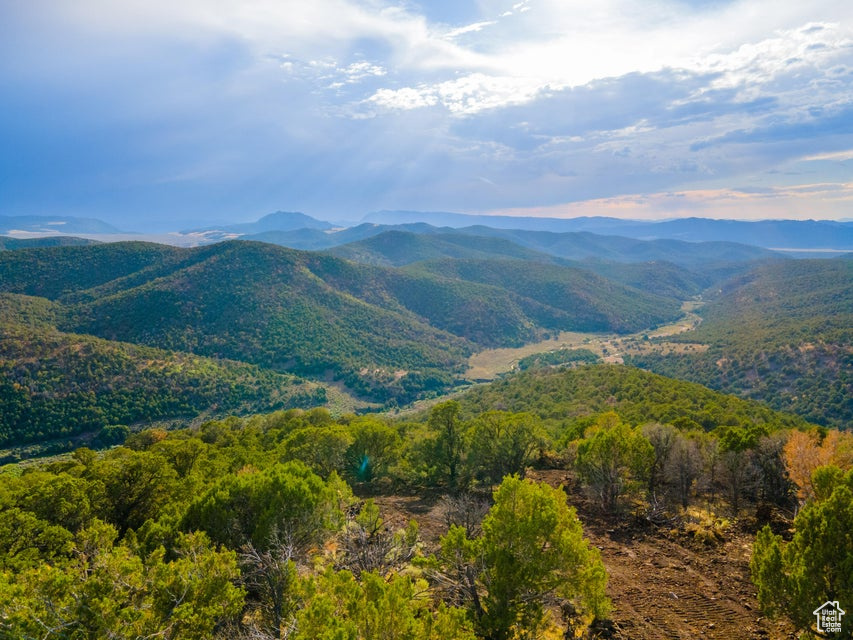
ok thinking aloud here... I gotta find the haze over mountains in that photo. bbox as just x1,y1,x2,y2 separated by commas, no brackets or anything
4,212,852,253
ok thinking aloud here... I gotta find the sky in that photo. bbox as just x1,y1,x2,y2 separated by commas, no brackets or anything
1,0,852,229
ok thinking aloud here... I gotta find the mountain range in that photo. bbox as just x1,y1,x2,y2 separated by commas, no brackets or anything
0,238,687,428
359,211,853,250
0,209,849,452
4,211,852,252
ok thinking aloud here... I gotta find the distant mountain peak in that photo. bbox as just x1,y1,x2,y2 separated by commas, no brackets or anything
251,211,333,231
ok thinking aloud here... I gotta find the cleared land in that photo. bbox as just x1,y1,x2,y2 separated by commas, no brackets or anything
465,301,705,380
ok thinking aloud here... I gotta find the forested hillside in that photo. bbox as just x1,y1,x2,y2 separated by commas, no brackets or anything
627,257,853,428
326,229,560,266
326,227,777,300
0,294,324,453
0,240,684,424
0,236,98,250
452,364,811,432
406,258,680,334
0,242,184,300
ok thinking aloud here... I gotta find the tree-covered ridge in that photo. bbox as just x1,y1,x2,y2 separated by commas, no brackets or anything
577,258,711,299
60,242,471,401
326,229,564,266
0,240,687,409
326,227,771,301
626,258,853,428
0,293,61,328
0,242,183,300
256,219,783,268
454,364,812,432
0,236,99,251
0,295,324,450
406,257,682,334
295,251,542,348
695,257,852,345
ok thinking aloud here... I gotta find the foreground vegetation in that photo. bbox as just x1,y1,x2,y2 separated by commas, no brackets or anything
1,366,850,638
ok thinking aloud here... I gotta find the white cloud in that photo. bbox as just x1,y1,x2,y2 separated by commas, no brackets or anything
694,22,853,95
4,0,853,220
445,21,497,38
802,149,853,162
344,1,853,123
369,87,439,110
23,0,853,115
367,73,545,114
341,61,386,82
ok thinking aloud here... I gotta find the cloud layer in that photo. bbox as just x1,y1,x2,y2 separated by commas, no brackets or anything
1,0,851,225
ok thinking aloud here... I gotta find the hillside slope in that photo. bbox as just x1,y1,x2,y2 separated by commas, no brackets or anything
326,229,563,266
408,258,682,334
454,363,812,431
626,258,853,428
0,294,324,450
59,242,472,401
0,241,685,405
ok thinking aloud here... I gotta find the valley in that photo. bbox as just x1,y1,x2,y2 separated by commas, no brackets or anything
465,300,705,381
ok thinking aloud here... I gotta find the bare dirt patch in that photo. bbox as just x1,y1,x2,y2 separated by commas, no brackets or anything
584,521,794,640
367,471,796,640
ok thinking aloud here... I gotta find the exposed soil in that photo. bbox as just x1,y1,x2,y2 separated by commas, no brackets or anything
366,469,798,640
582,517,795,640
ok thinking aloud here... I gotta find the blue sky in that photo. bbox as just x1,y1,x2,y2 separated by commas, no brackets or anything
1,0,852,228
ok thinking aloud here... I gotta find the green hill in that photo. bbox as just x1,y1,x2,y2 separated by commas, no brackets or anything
0,294,324,450
407,258,682,334
326,228,768,301
0,241,686,405
0,236,99,250
454,364,812,431
626,258,853,428
59,242,471,402
326,229,562,266
300,254,540,347
326,228,762,301
576,259,710,299
0,239,724,451
0,242,183,300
